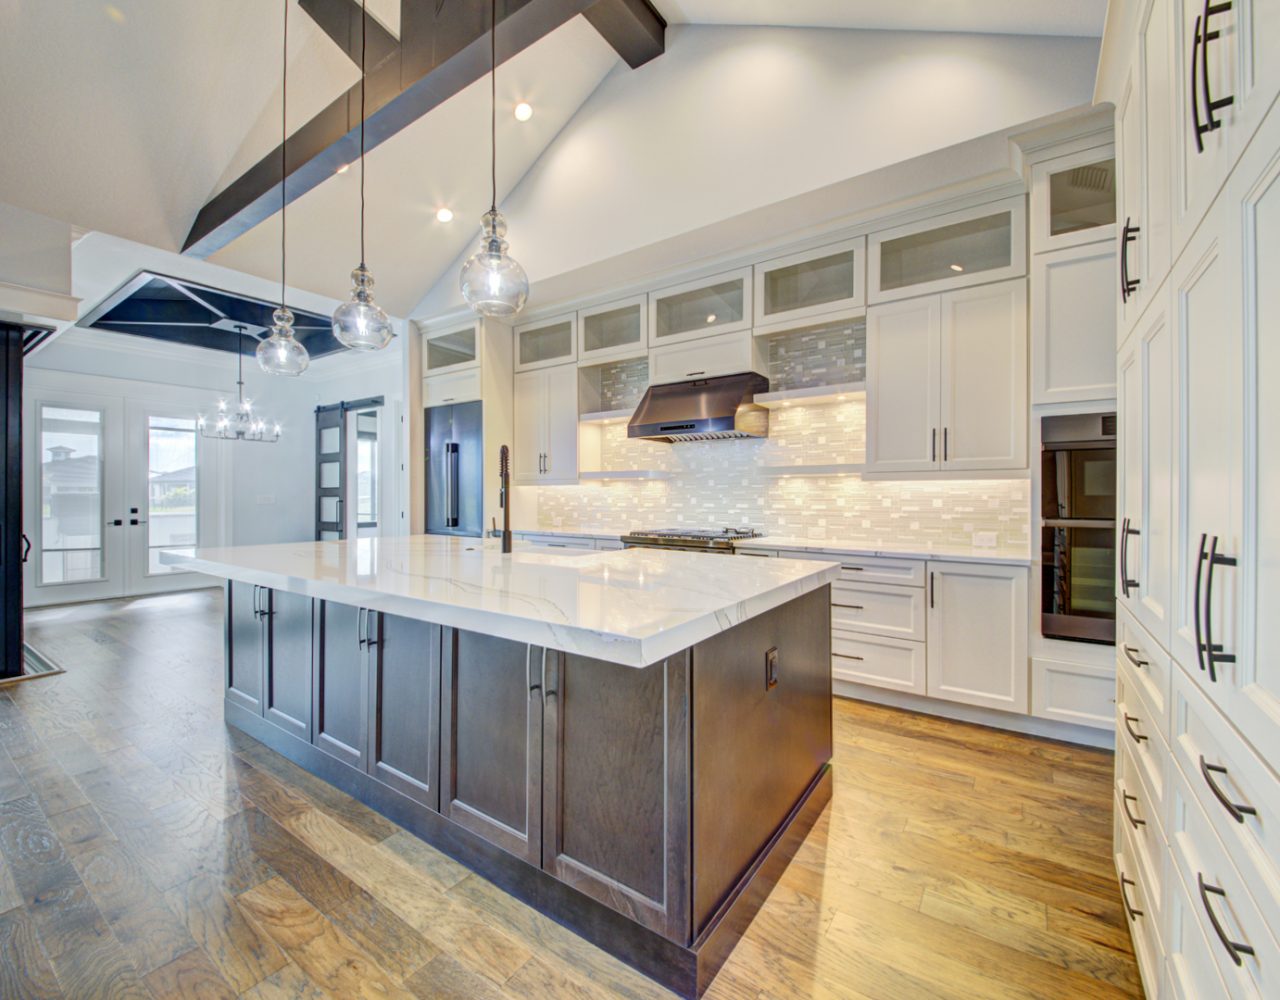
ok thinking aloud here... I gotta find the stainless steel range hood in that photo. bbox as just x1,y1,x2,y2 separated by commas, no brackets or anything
627,372,770,442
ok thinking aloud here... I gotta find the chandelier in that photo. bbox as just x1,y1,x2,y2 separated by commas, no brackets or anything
200,326,282,444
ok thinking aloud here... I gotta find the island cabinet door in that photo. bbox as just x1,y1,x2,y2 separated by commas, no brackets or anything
227,581,264,714
440,630,542,864
541,652,691,942
263,589,313,740
365,612,441,810
312,602,368,770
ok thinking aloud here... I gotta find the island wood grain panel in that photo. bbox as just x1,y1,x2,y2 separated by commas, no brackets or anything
16,589,1141,999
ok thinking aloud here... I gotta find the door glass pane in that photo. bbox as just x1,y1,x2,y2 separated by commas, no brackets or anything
320,496,340,522
426,327,477,370
582,304,642,354
519,321,573,365
320,461,340,489
39,406,104,584
1049,158,1115,236
356,410,377,525
654,279,744,338
319,426,341,455
763,250,855,316
878,212,1012,291
147,415,198,575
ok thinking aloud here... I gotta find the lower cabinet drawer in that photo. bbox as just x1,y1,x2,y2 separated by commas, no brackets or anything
1117,656,1169,825
775,551,925,588
1165,856,1230,1000
831,582,926,641
1115,738,1166,927
1030,657,1115,730
1169,667,1280,938
831,632,926,695
1168,762,1280,998
1117,606,1173,740
1114,797,1164,997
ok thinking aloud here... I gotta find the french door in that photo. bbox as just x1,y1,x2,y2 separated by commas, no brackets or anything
23,389,224,607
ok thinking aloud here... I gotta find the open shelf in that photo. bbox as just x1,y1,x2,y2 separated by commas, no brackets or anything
580,408,633,424
578,470,670,481
762,463,865,477
755,381,866,409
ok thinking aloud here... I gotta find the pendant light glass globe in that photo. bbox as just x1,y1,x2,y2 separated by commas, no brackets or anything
257,306,310,376
333,265,394,350
460,209,529,318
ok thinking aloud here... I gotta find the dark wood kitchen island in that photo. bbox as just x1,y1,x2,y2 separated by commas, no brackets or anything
165,535,837,998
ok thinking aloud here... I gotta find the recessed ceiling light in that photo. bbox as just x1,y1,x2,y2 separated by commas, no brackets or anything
949,263,964,272
436,207,454,223
705,313,717,324
514,102,533,122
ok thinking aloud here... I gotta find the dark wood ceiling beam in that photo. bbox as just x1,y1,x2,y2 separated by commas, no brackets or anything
182,0,664,259
298,0,400,70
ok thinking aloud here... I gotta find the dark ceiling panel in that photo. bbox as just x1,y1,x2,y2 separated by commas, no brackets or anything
79,271,345,359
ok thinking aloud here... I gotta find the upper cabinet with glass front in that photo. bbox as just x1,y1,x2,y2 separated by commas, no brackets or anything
514,312,578,372
648,267,752,346
868,197,1026,304
578,294,647,364
422,322,479,376
753,237,865,333
1030,149,1116,253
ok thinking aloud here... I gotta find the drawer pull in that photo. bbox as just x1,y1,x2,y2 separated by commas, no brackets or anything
1122,713,1149,745
844,605,864,611
1200,755,1258,824
1119,873,1144,921
1121,645,1148,669
1198,873,1255,967
1121,791,1145,829
841,565,865,572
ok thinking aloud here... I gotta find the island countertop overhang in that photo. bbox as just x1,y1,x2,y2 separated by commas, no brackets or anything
163,535,840,667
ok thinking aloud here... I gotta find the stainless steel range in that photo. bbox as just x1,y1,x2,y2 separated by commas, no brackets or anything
621,527,764,553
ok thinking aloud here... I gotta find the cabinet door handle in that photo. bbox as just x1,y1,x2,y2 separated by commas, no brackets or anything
943,427,948,462
1198,873,1254,966
1202,534,1237,682
1120,218,1141,302
21,533,30,563
1121,645,1148,669
1192,1,1235,154
1200,756,1257,824
840,565,864,572
685,370,706,377
357,607,368,648
931,428,937,463
1120,874,1144,921
1194,533,1209,673
1122,713,1148,744
365,611,378,648
1121,791,1146,829
252,585,260,618
929,571,935,608
1120,519,1140,597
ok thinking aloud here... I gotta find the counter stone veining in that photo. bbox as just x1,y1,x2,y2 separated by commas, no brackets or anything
164,535,840,668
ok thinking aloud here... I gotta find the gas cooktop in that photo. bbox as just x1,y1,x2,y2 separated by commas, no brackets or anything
621,527,764,552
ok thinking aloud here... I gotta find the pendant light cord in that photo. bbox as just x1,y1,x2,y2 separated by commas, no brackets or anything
359,0,367,267
490,0,497,213
280,0,288,308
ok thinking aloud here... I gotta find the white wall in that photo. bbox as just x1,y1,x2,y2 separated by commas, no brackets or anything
0,201,78,322
415,25,1099,315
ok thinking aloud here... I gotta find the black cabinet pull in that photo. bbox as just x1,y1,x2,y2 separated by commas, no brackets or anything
1201,534,1237,682
365,611,378,648
1123,713,1148,744
1120,873,1144,920
844,605,864,611
1192,1,1235,154
20,533,30,563
252,585,260,619
1200,755,1257,824
929,571,935,609
943,427,948,462
1122,645,1148,669
1120,520,1140,596
1120,218,1141,302
931,428,937,462
1194,533,1208,673
1198,873,1254,966
357,607,368,648
1121,791,1146,829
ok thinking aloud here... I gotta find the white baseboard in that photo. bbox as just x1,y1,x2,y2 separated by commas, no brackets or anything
833,679,1116,750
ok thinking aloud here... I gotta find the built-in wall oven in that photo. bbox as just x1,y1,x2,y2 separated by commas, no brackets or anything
1040,413,1116,644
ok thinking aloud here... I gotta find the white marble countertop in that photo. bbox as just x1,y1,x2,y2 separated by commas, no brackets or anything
164,535,839,668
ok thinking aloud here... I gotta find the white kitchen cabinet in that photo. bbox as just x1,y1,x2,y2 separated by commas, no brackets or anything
925,561,1029,713
1117,294,1174,647
1116,0,1174,337
752,237,865,332
1030,657,1116,731
422,321,480,376
513,364,578,484
578,295,647,365
867,197,1026,305
1031,242,1117,405
648,329,766,385
422,369,481,408
1030,148,1117,254
514,312,578,372
832,632,926,696
866,280,1027,474
648,268,752,346
1169,193,1242,695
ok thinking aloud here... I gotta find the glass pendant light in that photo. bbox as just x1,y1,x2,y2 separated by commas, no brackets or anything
259,0,310,377
460,0,529,318
332,0,394,351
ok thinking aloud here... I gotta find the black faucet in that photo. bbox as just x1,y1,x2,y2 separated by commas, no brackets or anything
499,445,512,553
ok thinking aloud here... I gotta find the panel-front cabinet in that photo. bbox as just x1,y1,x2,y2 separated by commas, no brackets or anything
513,364,578,484
367,612,441,810
313,601,368,770
925,561,1029,713
227,581,265,715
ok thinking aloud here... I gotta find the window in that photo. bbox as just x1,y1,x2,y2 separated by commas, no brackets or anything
355,410,378,526
147,415,198,574
39,406,104,584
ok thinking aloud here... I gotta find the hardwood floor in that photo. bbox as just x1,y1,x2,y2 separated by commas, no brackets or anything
9,590,1141,999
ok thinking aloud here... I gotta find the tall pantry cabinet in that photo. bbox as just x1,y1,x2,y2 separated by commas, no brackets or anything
1110,1,1280,997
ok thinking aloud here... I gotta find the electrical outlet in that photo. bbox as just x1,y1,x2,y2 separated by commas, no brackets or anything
256,494,276,505
974,531,997,548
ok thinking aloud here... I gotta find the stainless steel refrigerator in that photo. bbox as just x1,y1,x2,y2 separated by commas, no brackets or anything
425,401,483,537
